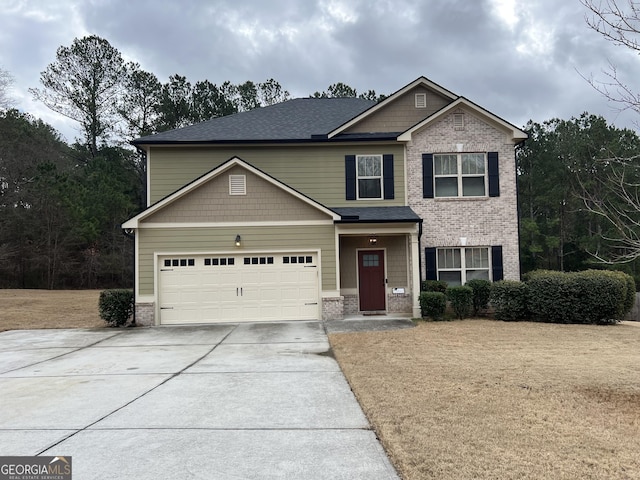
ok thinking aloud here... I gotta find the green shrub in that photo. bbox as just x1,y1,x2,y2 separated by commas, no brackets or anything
419,291,447,320
422,280,448,293
465,279,492,316
619,272,636,316
490,280,529,321
99,289,134,327
447,286,473,320
526,269,631,324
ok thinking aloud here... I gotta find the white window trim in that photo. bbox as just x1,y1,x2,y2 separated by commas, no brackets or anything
356,154,384,200
434,153,487,198
437,247,491,285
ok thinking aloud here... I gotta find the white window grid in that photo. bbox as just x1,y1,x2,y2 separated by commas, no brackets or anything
356,154,383,200
437,247,490,285
434,153,487,198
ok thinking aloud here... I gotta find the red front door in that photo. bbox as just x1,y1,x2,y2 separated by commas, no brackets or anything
358,250,386,311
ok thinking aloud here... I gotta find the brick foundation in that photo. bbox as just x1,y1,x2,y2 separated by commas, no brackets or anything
135,303,155,326
322,297,344,321
388,293,413,314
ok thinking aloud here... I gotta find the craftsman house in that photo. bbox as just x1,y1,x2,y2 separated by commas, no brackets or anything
122,76,527,325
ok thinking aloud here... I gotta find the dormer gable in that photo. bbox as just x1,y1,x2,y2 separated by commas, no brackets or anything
328,77,458,137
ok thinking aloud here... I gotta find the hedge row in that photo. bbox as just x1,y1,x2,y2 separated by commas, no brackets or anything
420,270,635,324
490,270,635,324
420,279,492,320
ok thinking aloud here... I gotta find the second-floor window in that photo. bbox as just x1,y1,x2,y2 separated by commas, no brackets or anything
422,152,499,199
357,155,383,199
434,153,486,197
345,154,394,201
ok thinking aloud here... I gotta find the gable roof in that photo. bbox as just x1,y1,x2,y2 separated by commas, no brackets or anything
131,76,526,146
132,98,376,145
396,97,528,142
327,76,457,138
122,157,341,228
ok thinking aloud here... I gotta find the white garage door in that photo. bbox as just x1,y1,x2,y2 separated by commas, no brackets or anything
158,253,319,324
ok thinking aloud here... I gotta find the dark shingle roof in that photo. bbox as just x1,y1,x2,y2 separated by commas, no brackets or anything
333,207,421,223
133,97,377,145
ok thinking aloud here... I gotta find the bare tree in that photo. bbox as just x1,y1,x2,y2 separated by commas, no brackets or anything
577,155,640,263
580,0,640,115
0,67,14,110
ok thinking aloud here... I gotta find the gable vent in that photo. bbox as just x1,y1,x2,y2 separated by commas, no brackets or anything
453,113,465,130
415,93,427,108
229,174,246,195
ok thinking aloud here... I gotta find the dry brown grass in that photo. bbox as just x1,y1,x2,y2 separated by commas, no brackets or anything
0,289,105,332
330,319,640,480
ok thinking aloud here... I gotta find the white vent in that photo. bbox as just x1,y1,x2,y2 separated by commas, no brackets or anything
453,113,464,130
415,93,427,108
229,174,246,195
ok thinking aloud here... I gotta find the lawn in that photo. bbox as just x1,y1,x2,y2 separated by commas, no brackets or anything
0,289,104,332
329,319,640,480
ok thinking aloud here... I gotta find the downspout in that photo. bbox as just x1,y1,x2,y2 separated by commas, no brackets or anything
418,219,424,291
123,228,136,326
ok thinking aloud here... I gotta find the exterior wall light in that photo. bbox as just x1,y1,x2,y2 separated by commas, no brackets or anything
235,235,241,247
369,236,377,245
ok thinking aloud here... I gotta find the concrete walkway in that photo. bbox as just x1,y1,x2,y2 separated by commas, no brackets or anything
0,322,399,479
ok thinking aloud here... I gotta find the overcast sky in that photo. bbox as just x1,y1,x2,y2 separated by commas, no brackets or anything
2,0,640,143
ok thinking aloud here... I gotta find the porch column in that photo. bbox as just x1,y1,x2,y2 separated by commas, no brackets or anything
410,229,421,318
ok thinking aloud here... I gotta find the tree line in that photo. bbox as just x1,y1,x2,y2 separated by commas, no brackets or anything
3,2,640,289
0,35,384,289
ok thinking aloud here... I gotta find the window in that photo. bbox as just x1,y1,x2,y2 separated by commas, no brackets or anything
346,154,394,201
434,153,486,197
437,247,489,286
163,258,195,268
357,155,383,199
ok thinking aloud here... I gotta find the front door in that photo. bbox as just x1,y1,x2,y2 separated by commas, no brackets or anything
358,250,386,311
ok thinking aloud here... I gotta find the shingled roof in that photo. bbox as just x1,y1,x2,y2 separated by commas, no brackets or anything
132,97,382,145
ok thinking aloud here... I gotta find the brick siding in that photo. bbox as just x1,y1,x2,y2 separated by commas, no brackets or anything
406,110,521,281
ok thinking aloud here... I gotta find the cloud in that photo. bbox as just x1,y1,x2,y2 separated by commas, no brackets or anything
1,0,639,140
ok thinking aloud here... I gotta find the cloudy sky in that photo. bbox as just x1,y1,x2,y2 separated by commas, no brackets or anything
2,0,639,143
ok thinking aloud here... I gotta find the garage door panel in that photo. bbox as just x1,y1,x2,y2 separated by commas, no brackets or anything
159,253,319,324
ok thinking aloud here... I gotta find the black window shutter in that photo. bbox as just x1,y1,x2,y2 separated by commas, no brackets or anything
425,247,437,281
491,245,504,281
488,152,500,197
422,153,434,198
383,154,394,199
345,155,356,200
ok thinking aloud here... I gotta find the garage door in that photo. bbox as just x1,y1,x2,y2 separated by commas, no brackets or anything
158,253,319,324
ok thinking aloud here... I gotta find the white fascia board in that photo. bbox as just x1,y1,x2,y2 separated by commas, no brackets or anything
397,98,528,142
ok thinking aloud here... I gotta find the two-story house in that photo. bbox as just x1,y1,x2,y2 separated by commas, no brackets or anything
122,76,527,326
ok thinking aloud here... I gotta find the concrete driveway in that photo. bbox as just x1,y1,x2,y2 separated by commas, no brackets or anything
0,321,399,479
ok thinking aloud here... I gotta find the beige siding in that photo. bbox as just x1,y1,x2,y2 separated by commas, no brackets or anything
148,144,405,207
143,166,331,223
138,225,336,295
345,86,452,134
340,235,408,289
